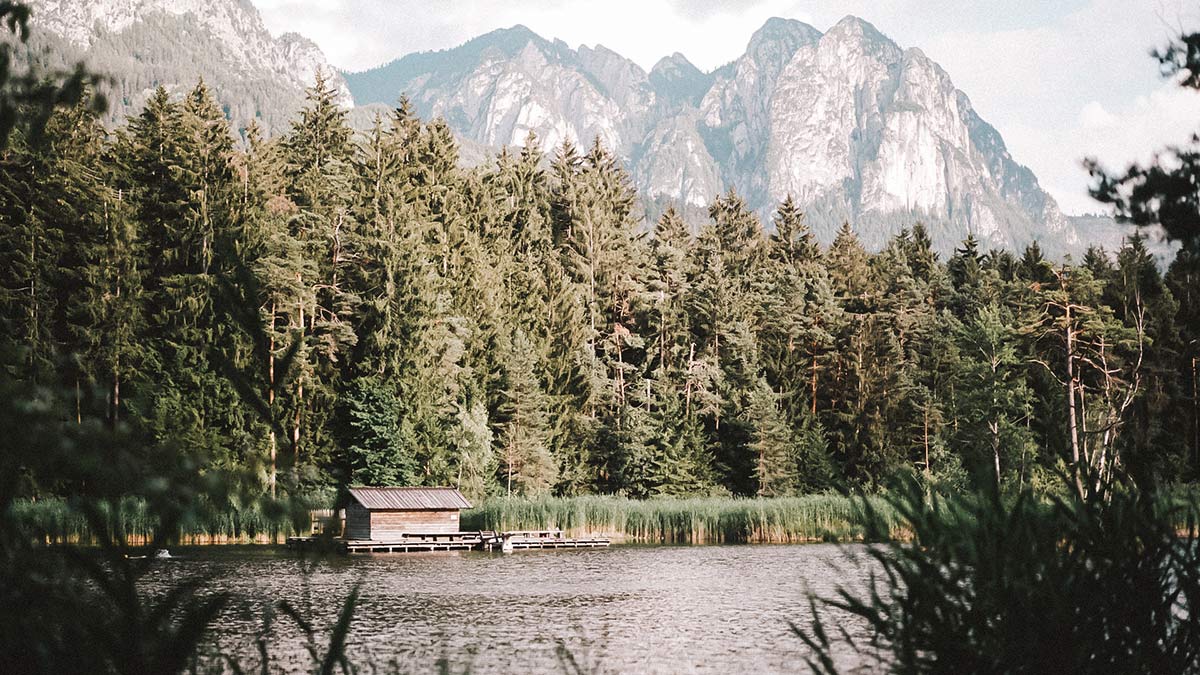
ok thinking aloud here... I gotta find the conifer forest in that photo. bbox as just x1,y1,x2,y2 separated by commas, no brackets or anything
3,72,1198,504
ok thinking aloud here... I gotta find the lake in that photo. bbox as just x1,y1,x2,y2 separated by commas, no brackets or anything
149,544,875,673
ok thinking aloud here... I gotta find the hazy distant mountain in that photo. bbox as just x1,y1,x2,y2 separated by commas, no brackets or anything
347,17,1085,253
1066,214,1177,262
19,0,350,136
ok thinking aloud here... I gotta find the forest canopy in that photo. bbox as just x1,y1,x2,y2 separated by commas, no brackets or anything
1,72,1197,502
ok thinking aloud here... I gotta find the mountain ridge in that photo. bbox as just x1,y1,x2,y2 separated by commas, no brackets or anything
344,16,1079,253
16,2,1116,255
21,0,351,134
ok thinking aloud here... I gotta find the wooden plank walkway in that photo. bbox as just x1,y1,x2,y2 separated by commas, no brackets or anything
287,529,610,554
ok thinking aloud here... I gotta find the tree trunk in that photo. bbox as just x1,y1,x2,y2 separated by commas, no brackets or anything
810,341,819,416
1193,355,1198,476
991,354,1001,491
1065,310,1083,497
509,399,520,497
659,290,667,371
991,420,1002,492
294,280,304,462
293,381,303,464
112,365,120,427
923,405,931,482
268,301,277,498
685,342,695,417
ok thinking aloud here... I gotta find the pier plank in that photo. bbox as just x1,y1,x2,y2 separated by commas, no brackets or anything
288,531,610,554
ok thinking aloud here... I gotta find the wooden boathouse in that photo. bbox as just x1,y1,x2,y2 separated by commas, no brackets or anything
288,485,610,553
344,486,472,540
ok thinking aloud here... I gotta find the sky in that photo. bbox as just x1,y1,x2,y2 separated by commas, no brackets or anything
252,0,1200,216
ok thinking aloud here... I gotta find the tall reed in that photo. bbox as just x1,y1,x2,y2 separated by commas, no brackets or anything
461,494,900,543
15,494,906,545
10,497,317,545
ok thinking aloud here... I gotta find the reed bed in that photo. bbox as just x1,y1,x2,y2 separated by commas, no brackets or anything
14,493,911,546
9,497,312,545
461,494,901,544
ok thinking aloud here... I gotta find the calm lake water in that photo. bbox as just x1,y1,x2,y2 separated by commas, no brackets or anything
148,544,875,673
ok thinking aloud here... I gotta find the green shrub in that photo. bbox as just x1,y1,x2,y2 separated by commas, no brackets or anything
797,479,1200,674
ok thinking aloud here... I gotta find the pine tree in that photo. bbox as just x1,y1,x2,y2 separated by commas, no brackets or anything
761,198,837,420
769,195,820,265
1163,250,1200,478
84,147,146,427
550,137,648,489
683,190,770,493
0,97,108,385
341,376,419,486
748,378,797,496
278,68,358,470
827,222,872,311
497,330,557,495
948,234,985,314
122,82,251,465
956,303,1033,490
453,398,496,502
1023,262,1139,495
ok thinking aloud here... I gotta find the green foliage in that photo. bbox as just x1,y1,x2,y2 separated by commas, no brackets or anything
2,29,1198,504
340,377,418,487
461,493,900,544
2,7,1200,671
0,2,105,148
797,478,1200,674
9,495,317,544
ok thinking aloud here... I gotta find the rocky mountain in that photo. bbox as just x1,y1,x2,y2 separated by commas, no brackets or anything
347,17,1081,253
13,2,1105,254
18,0,350,135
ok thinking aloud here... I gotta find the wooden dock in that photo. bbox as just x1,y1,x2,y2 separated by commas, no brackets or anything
479,530,611,551
287,529,610,554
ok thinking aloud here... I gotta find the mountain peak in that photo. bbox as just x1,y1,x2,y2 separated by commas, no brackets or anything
826,15,892,45
748,17,822,52
336,17,1076,254
660,52,691,66
25,0,352,118
493,24,539,41
651,52,700,77
580,42,620,59
740,16,822,78
468,23,548,55
649,51,710,105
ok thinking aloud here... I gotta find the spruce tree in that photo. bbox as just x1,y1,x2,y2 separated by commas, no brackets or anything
278,68,358,470
956,303,1033,489
497,330,557,495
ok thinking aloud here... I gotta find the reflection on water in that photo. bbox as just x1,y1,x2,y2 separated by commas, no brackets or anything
146,543,874,673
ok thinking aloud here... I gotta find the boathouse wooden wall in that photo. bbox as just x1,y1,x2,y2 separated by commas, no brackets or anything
370,510,459,538
345,501,372,540
344,502,460,540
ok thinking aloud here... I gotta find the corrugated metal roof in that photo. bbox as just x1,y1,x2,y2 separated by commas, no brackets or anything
348,486,473,511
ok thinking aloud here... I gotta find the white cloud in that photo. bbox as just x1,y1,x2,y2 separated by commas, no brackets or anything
1001,83,1200,216
1079,101,1117,130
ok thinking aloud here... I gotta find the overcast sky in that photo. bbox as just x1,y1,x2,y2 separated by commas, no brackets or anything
252,0,1200,216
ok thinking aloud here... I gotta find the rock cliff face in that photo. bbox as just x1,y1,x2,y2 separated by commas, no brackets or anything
762,16,1073,248
23,0,350,133
348,26,653,156
348,16,1077,252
